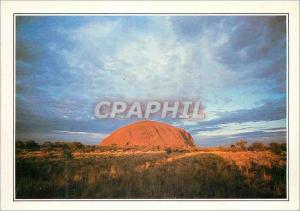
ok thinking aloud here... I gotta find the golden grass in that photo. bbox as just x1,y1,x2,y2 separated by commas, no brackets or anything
16,148,286,198
17,149,284,167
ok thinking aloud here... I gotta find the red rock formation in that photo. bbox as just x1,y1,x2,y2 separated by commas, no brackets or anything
99,120,196,149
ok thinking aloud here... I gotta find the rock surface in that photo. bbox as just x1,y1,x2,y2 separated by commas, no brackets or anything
99,120,196,149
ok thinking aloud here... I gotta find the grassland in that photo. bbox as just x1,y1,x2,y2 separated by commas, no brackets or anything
15,141,286,199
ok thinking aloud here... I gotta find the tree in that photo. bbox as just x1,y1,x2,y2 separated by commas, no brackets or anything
68,142,84,151
235,140,247,150
23,140,40,151
269,142,286,155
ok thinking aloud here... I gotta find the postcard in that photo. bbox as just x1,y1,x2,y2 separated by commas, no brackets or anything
1,0,299,210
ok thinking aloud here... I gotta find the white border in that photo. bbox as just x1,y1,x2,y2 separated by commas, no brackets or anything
12,12,290,202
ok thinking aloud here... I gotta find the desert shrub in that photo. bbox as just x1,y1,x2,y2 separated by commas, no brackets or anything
248,142,266,151
83,145,96,152
40,141,54,151
235,140,247,150
42,142,68,151
173,148,188,153
106,144,118,152
63,149,74,160
165,147,172,154
226,144,239,152
56,142,69,150
269,142,286,155
230,144,235,148
96,145,109,151
68,142,85,152
22,140,40,151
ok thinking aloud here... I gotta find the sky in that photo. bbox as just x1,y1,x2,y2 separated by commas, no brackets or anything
16,15,287,146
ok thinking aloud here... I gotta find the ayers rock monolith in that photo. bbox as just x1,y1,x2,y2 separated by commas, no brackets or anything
99,120,196,149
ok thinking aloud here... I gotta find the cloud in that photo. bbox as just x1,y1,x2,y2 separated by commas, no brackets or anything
170,16,286,96
171,16,223,39
57,17,206,101
180,98,286,133
263,127,286,131
15,16,287,145
215,16,286,89
210,98,286,125
171,98,286,146
53,130,108,138
194,130,286,147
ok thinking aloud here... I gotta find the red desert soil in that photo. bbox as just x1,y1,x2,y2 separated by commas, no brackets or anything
99,120,195,149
